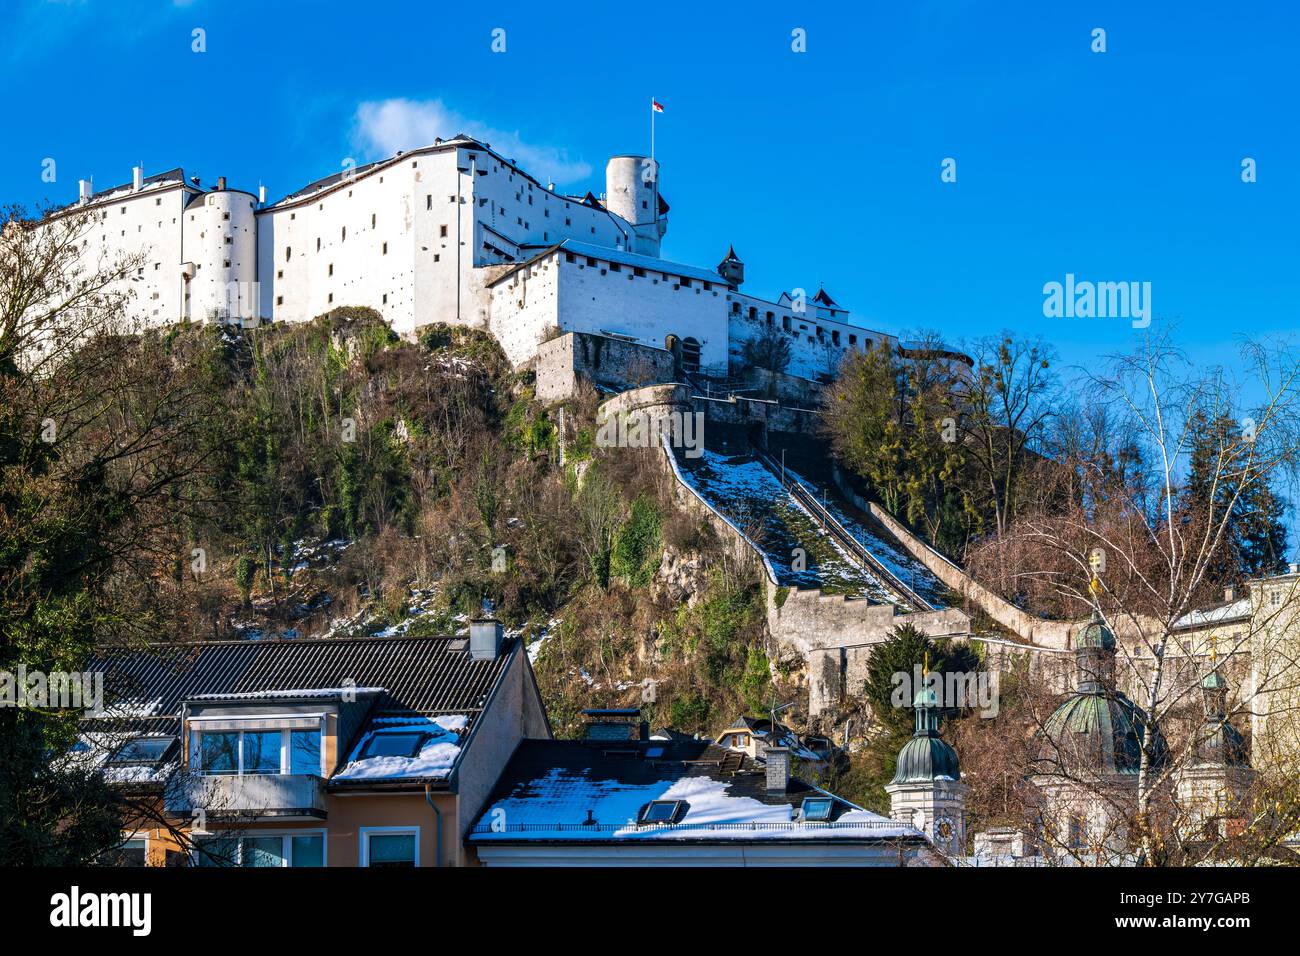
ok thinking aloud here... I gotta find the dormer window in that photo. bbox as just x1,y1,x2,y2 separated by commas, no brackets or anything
108,736,175,765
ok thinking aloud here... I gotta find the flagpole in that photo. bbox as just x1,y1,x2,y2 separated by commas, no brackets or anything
650,98,658,237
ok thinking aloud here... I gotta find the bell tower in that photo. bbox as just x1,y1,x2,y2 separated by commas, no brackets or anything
1175,651,1253,840
885,673,968,857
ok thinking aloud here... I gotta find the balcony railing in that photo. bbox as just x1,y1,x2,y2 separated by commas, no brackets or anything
166,773,328,821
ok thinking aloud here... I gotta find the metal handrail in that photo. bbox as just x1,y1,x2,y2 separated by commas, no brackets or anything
470,819,911,835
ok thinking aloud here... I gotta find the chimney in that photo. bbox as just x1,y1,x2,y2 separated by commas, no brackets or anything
581,708,640,740
217,176,227,191
258,184,266,205
132,165,143,192
469,617,503,660
1224,586,1236,602
764,746,790,794
78,179,92,203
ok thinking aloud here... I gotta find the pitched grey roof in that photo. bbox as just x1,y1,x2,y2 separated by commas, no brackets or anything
87,635,513,719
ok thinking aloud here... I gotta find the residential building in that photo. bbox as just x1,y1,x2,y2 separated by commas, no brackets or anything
80,619,548,867
467,729,937,867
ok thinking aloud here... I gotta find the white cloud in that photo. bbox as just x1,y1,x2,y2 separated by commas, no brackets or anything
353,98,592,185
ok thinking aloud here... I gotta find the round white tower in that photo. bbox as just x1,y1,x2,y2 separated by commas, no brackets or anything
604,154,666,257
183,184,259,326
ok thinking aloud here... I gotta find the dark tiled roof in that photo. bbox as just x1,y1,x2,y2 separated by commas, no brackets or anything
45,168,193,219
269,160,386,206
94,167,188,198
266,134,493,208
87,635,513,719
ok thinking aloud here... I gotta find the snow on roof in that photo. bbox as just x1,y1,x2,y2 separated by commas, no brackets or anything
101,760,179,786
266,135,486,209
267,160,386,207
188,686,384,702
1174,597,1252,630
557,239,724,285
95,697,168,718
332,715,469,782
470,769,912,842
62,168,191,213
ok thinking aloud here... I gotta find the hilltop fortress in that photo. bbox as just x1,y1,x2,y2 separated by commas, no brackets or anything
47,134,958,389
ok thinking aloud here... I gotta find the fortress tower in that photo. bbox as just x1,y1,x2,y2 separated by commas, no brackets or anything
183,176,258,326
604,155,666,256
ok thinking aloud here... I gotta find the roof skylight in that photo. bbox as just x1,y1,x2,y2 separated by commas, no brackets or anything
638,800,685,825
801,796,834,821
108,736,175,765
359,731,428,760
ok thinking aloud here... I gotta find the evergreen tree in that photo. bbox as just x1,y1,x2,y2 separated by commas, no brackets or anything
854,624,982,808
1184,411,1290,580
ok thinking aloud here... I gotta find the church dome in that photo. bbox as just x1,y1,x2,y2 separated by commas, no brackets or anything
1040,690,1167,776
892,734,962,784
1039,605,1167,776
1194,669,1249,768
890,684,961,784
1075,611,1116,650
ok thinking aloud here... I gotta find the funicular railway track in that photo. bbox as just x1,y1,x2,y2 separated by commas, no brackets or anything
749,446,937,612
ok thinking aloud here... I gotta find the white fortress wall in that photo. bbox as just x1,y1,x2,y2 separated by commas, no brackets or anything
727,289,897,381
59,170,200,328
553,243,730,374
464,146,633,258
257,153,442,330
488,253,561,367
255,140,642,334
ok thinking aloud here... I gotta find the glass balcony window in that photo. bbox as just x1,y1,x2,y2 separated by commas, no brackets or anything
192,726,322,776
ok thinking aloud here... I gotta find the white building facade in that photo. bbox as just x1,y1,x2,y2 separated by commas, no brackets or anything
44,135,922,385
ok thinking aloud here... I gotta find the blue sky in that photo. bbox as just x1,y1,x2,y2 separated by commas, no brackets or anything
2,0,1297,382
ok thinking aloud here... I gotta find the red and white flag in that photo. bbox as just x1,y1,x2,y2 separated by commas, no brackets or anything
651,99,665,113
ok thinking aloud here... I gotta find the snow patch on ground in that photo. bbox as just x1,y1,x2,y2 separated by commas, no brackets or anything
675,450,894,600
783,465,949,607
